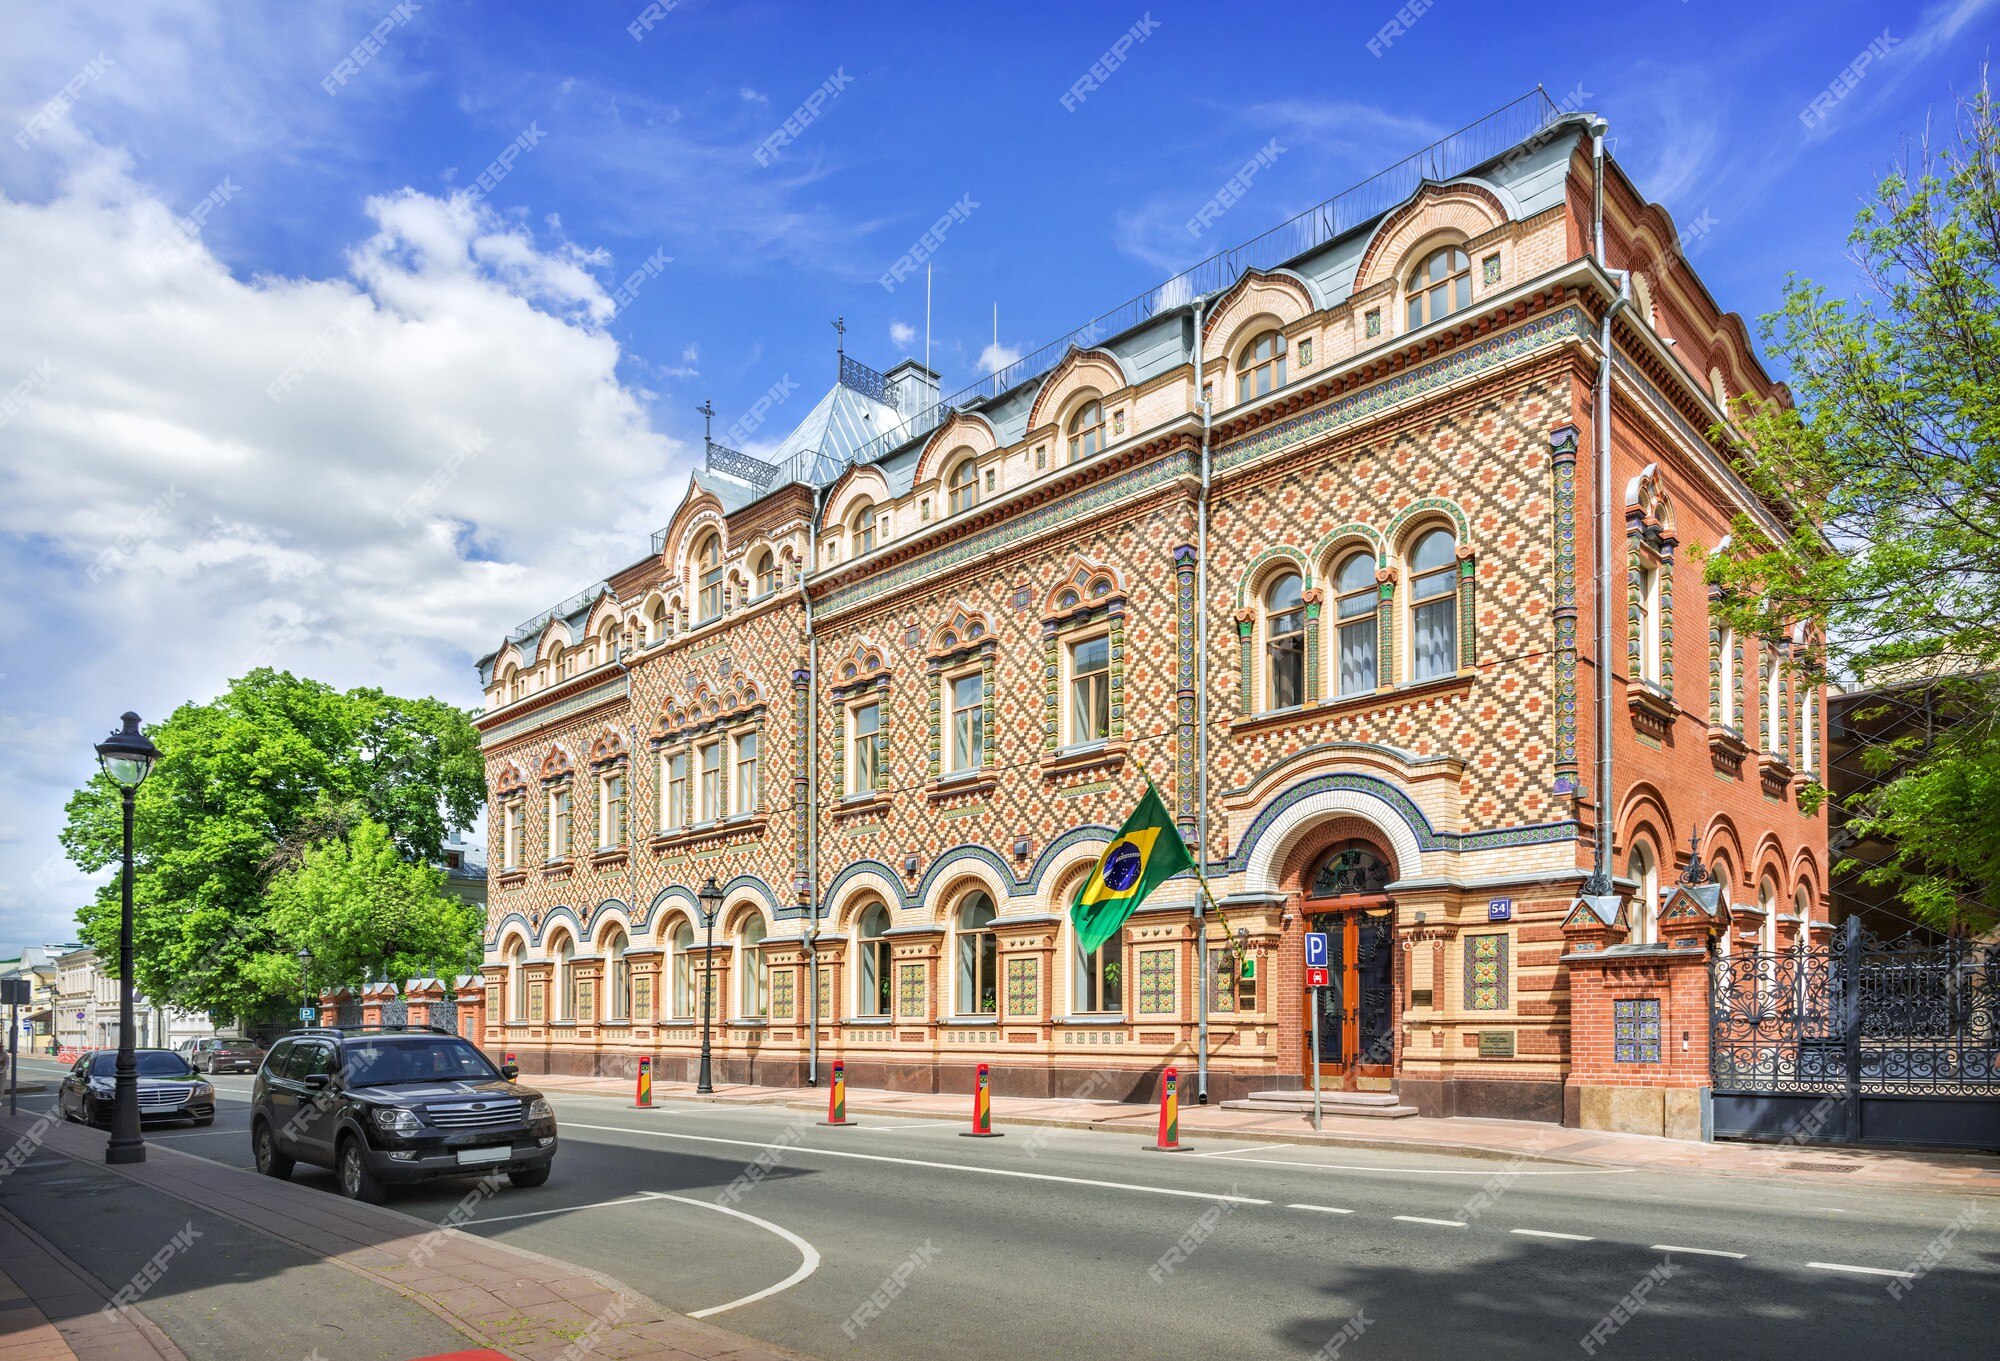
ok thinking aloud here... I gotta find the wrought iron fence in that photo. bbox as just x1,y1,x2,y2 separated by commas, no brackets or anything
1713,918,2000,1096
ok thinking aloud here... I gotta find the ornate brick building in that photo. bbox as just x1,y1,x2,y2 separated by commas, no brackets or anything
472,94,1827,1123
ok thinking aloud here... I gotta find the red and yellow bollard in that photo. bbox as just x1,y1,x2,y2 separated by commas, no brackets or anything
1145,1065,1188,1151
819,1059,854,1126
504,1051,516,1082
960,1061,1003,1137
632,1054,653,1108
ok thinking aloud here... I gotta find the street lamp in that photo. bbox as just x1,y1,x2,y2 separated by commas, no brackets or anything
696,875,722,1095
297,947,313,1026
94,712,160,1167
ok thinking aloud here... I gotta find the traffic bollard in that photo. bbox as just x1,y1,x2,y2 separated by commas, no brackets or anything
1145,1065,1188,1151
819,1058,855,1126
633,1054,653,1108
960,1060,1003,1137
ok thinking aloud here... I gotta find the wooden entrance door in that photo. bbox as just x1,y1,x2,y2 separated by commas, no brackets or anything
1305,904,1397,1090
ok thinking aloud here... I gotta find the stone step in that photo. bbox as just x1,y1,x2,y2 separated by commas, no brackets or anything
1221,1089,1420,1118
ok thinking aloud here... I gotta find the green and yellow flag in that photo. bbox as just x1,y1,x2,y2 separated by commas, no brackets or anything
1071,781,1194,954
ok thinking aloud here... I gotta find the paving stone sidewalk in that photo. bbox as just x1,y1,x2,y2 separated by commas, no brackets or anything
529,1070,2000,1194
0,1109,812,1361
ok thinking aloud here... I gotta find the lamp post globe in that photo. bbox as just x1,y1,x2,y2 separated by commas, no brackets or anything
94,712,160,1167
696,875,723,1095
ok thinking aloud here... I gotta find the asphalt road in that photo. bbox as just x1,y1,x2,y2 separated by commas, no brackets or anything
15,1054,1998,1360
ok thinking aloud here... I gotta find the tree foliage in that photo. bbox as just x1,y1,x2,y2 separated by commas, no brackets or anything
1703,81,2000,931
60,669,485,1021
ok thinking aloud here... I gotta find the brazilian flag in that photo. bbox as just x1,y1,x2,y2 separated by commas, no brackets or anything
1072,781,1195,954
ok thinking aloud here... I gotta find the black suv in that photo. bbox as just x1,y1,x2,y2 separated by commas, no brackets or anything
249,1027,556,1203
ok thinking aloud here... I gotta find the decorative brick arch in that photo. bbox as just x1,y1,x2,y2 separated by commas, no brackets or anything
1025,346,1131,432
913,410,1000,487
1276,815,1402,894
1311,523,1385,574
492,761,527,801
1199,268,1318,368
538,744,575,783
1353,180,1511,294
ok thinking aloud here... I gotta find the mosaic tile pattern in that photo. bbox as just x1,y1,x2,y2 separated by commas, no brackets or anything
1614,997,1661,1064
1005,956,1038,1019
1464,933,1507,1011
898,962,927,1019
1137,948,1176,1015
771,969,795,1021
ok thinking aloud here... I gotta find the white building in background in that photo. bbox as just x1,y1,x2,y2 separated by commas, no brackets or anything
52,946,216,1052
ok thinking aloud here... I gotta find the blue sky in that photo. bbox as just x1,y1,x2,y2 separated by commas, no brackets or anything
0,0,1990,953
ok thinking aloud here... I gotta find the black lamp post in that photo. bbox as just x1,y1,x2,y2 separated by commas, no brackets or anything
297,948,313,1025
94,712,160,1166
696,875,722,1095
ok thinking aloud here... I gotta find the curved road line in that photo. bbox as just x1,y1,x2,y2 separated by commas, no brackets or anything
640,1191,820,1318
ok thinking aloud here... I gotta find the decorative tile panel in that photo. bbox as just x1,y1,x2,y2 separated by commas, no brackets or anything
771,969,795,1020
1614,998,1661,1064
1005,957,1038,1019
1137,948,1176,1015
1464,933,1507,1011
897,963,926,1019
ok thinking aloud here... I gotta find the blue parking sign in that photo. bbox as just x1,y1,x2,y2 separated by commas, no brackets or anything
1304,931,1329,970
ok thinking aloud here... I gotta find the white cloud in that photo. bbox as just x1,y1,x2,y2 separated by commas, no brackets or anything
889,320,916,347
976,341,1022,374
681,341,699,363
739,86,769,105
0,142,689,951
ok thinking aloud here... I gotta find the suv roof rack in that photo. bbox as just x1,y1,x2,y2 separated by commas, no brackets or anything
285,1024,460,1038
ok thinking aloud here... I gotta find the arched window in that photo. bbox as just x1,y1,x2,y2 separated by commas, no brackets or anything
504,939,526,1021
1236,330,1287,403
1635,562,1661,684
695,533,723,623
1717,627,1737,729
599,621,618,664
646,597,668,646
1757,875,1779,957
551,933,576,1022
499,665,519,705
1763,645,1783,753
1628,839,1659,946
603,926,630,1021
1074,888,1123,1014
549,642,567,680
850,501,877,555
1407,527,1458,682
856,901,892,1017
1800,677,1818,773
955,891,998,1016
738,914,770,1017
1263,571,1305,710
671,921,695,1018
752,550,778,598
1333,551,1378,696
1309,841,1393,897
948,459,979,515
1067,401,1105,462
1406,245,1471,329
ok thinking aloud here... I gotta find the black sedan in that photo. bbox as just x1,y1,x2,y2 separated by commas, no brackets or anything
59,1049,216,1127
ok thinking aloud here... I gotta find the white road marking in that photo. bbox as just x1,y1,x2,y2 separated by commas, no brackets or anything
1286,1203,1354,1215
1190,1148,1618,1177
1651,1245,1746,1259
1194,1144,1295,1158
1394,1215,1467,1228
473,1194,659,1225
1512,1228,1593,1242
562,1122,1271,1205
642,1193,821,1318
147,1128,242,1138
888,1120,965,1130
1807,1262,1915,1279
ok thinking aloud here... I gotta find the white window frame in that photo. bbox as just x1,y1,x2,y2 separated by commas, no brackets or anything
671,924,695,1019
855,901,892,1017
946,670,985,774
848,701,881,796
661,749,688,831
738,915,770,1018
598,769,627,849
1636,562,1662,684
1332,551,1378,696
954,893,998,1016
696,740,722,823
733,729,760,815
547,786,571,862
1067,632,1111,746
501,801,523,869
1074,923,1123,1015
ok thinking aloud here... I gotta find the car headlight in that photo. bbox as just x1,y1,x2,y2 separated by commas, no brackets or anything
192,1082,213,1099
371,1107,423,1136
526,1098,553,1122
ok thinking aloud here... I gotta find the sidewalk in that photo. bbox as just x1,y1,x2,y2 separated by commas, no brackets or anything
0,1107,812,1361
526,1070,2000,1195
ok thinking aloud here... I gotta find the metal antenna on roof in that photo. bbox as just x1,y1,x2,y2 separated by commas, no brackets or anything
924,264,932,382
833,315,845,369
698,398,715,446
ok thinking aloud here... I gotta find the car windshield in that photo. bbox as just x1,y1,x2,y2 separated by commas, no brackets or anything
89,1052,193,1078
342,1038,498,1085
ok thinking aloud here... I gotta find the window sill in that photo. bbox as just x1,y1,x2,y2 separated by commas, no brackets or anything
495,869,528,890
540,860,574,881
591,847,630,869
1708,725,1749,775
1040,740,1126,778
727,1017,770,1028
842,1016,894,1027
1228,672,1472,736
942,1015,999,1026
648,817,767,855
928,770,997,803
834,791,891,820
1053,1015,1129,1026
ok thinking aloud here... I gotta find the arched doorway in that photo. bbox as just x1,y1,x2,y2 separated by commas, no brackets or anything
1303,839,1396,1091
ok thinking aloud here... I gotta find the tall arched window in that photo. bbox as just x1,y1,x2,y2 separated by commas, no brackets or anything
549,642,568,680
599,621,617,663
753,550,778,598
948,459,979,515
1333,551,1378,696
1717,627,1737,728
1067,401,1105,462
1406,245,1471,329
955,891,998,1015
1627,840,1659,946
1407,527,1459,682
850,501,877,555
1074,889,1123,1014
1757,875,1779,957
552,933,576,1022
1264,571,1305,710
671,921,695,1018
1763,645,1783,753
1800,676,1818,772
646,597,668,646
695,533,724,623
738,914,770,1017
504,939,526,1021
856,901,892,1016
1635,562,1661,684
603,926,630,1021
1236,330,1287,403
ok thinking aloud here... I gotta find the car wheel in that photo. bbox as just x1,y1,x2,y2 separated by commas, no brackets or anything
337,1136,387,1204
252,1120,294,1179
508,1165,552,1188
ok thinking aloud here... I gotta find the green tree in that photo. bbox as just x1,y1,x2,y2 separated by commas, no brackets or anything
59,668,485,1021
265,818,483,988
1704,81,2000,931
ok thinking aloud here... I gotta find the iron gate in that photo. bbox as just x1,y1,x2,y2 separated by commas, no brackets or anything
1710,917,2000,1151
